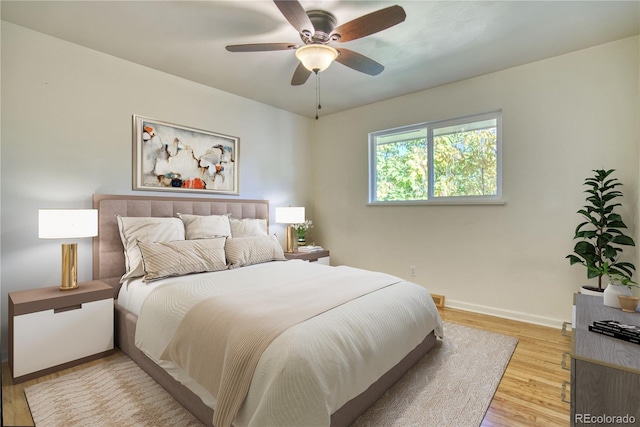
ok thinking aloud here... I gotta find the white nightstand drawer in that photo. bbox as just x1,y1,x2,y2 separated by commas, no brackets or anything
316,256,330,265
13,298,113,377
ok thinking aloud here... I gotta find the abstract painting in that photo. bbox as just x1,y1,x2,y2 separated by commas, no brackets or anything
133,115,239,195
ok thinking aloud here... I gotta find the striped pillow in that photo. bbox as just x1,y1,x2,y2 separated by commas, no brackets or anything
229,218,268,237
138,238,227,281
225,235,286,269
178,213,232,239
117,216,185,282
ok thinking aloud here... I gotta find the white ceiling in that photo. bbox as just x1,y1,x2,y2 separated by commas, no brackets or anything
2,1,639,119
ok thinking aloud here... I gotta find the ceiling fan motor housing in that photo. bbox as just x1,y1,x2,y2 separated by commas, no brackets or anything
305,10,338,44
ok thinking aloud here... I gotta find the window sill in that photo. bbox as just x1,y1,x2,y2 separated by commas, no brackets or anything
367,198,506,206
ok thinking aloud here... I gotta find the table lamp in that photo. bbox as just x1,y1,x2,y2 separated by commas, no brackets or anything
275,206,305,253
38,209,98,290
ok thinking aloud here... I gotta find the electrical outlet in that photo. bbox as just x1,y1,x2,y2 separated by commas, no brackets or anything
409,266,416,277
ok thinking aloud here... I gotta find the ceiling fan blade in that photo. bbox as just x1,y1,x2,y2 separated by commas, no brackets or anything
331,5,406,43
274,0,314,35
226,43,298,52
291,62,312,86
335,48,384,76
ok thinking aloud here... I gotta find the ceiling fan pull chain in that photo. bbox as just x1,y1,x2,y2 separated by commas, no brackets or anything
315,71,321,120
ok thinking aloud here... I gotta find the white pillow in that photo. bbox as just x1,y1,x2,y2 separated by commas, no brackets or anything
225,235,285,268
138,238,227,281
178,213,231,239
229,218,268,237
117,216,185,281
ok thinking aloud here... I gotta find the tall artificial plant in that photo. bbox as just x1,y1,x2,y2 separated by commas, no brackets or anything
567,169,636,291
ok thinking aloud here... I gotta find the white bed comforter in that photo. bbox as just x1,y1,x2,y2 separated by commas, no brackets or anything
132,260,443,427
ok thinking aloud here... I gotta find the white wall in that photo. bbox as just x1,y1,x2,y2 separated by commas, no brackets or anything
312,36,640,327
0,22,314,361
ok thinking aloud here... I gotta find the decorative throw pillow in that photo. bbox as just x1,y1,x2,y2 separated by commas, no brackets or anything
178,213,232,239
138,238,227,281
225,235,285,268
229,218,268,237
117,216,185,281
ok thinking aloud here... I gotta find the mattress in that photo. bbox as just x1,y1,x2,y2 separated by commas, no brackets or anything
121,260,443,426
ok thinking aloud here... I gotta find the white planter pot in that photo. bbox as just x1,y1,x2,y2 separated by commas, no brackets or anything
580,286,604,297
603,283,632,308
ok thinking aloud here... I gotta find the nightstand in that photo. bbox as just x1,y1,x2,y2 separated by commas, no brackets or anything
9,280,114,383
284,250,330,265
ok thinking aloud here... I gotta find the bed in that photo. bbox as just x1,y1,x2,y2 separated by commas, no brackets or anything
93,193,443,427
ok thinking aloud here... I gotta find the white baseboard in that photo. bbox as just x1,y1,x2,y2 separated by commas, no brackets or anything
445,299,570,329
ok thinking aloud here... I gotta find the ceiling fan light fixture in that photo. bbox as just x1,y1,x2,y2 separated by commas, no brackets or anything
295,44,338,73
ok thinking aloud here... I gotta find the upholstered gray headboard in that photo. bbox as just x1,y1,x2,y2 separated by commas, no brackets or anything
92,194,269,296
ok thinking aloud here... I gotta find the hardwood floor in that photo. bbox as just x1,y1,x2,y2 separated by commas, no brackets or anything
438,308,572,426
2,307,571,426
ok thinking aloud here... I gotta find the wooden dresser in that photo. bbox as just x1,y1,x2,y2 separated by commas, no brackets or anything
570,293,640,426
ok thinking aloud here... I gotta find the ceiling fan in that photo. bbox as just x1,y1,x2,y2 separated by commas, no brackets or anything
226,1,407,86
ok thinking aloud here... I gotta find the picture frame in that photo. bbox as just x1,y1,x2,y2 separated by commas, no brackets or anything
133,115,239,195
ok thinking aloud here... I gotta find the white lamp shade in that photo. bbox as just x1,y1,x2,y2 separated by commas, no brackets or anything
295,44,338,72
275,207,305,224
38,209,98,239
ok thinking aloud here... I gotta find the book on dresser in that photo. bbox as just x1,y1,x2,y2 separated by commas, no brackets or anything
588,319,640,345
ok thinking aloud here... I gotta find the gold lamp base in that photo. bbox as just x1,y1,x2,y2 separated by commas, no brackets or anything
60,243,79,291
285,225,297,253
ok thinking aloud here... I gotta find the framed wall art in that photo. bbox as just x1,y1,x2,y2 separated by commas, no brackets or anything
133,115,239,195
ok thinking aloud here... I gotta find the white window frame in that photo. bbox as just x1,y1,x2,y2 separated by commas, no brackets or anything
368,111,503,205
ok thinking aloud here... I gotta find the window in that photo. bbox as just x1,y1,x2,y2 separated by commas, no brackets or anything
369,111,502,204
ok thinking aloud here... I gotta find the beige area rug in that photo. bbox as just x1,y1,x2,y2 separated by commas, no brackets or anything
352,322,518,426
25,322,517,427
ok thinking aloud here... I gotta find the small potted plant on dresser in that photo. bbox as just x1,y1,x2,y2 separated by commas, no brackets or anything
566,169,636,300
601,270,639,309
610,274,640,312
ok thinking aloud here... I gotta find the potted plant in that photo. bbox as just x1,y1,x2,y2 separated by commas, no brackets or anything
608,274,640,312
600,269,638,308
292,220,313,246
566,169,636,296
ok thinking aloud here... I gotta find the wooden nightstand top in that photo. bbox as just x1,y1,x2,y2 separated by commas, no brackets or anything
9,280,113,316
284,250,330,261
